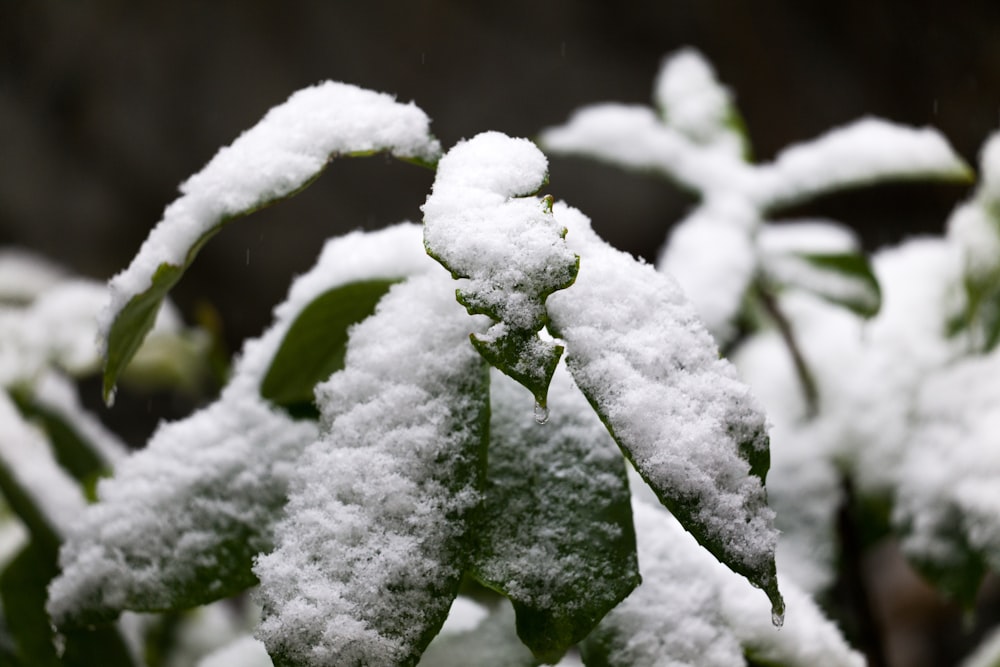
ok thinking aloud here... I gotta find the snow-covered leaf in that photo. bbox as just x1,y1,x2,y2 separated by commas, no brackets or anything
101,82,441,402
260,279,400,418
948,135,1000,351
546,203,783,619
10,373,125,499
254,273,491,667
49,225,430,629
766,252,882,319
0,542,137,667
471,369,639,662
417,600,538,667
758,118,972,210
653,48,750,159
0,391,86,552
580,501,863,667
422,132,578,408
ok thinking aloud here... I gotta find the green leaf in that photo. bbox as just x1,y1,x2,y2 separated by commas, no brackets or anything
254,274,492,667
0,542,137,667
102,82,441,403
423,133,579,407
260,279,399,418
898,507,988,608
0,543,60,667
784,252,882,318
546,204,783,621
9,389,111,499
470,370,639,663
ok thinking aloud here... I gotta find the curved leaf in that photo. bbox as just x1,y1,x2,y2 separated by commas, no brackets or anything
51,226,429,629
546,204,783,620
471,369,639,663
102,82,441,402
422,132,578,407
255,273,491,667
766,252,882,319
260,279,400,418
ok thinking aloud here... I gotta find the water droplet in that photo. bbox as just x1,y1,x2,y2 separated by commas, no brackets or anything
771,607,785,628
105,386,117,408
533,402,549,425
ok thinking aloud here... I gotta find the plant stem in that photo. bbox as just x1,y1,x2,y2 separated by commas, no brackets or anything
755,283,819,418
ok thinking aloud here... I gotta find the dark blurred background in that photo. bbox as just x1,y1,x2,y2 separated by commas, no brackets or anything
3,0,999,351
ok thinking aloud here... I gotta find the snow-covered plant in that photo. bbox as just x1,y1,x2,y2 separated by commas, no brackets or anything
9,77,841,667
0,249,233,666
544,48,1000,666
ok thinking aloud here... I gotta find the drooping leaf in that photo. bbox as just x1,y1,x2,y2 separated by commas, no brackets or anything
759,118,973,211
0,543,60,667
417,600,540,667
50,225,429,629
765,252,882,319
254,273,491,667
0,542,137,667
546,203,783,619
101,82,442,402
582,501,864,667
0,391,86,553
10,375,125,500
260,279,400,418
471,369,639,663
422,131,579,407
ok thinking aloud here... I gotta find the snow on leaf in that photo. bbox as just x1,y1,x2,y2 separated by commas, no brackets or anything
254,272,491,667
101,82,441,403
49,224,427,629
471,368,639,663
756,117,972,210
17,371,125,464
655,199,758,343
422,131,579,408
0,390,86,552
545,203,782,617
581,501,864,667
893,350,1000,606
260,279,403,418
653,48,750,159
0,248,67,305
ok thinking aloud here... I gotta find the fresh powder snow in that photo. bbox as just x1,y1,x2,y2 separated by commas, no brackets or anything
422,131,578,405
101,81,442,348
584,499,863,667
254,272,490,667
546,202,781,609
540,48,970,346
49,224,430,627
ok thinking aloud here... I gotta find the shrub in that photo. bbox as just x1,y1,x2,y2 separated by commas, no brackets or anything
1,48,997,667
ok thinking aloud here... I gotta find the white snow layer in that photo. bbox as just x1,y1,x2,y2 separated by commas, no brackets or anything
546,203,779,590
653,48,747,158
588,500,863,667
101,81,441,342
0,248,68,303
49,224,429,627
254,272,490,667
422,131,575,331
0,390,87,539
540,49,968,345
